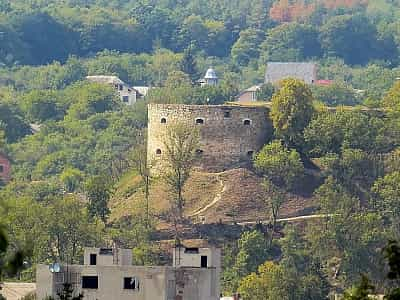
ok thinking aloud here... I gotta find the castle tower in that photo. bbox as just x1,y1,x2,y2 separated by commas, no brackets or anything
147,104,272,175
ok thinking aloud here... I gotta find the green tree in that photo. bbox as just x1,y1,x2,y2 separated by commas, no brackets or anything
1,190,104,270
60,168,84,193
254,140,304,190
0,22,31,66
129,142,151,226
304,110,347,156
260,23,321,63
16,12,78,65
162,122,199,221
66,82,120,120
85,175,113,223
320,149,380,196
147,71,192,104
311,82,359,106
234,230,268,278
304,110,389,157
383,81,400,113
256,83,275,101
384,240,400,299
310,177,384,286
163,70,192,90
261,179,285,247
180,45,198,83
47,195,104,264
270,78,314,149
280,225,330,300
231,28,264,66
319,14,380,65
342,240,400,300
0,227,24,298
372,172,400,239
237,261,285,300
20,90,61,123
108,215,160,266
149,48,181,87
343,275,375,300
0,102,31,143
0,129,5,152
222,231,269,295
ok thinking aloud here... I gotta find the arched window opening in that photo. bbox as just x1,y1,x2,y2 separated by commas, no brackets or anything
161,118,167,124
224,111,231,118
243,119,251,126
196,118,204,125
196,149,204,155
247,151,254,157
156,149,162,155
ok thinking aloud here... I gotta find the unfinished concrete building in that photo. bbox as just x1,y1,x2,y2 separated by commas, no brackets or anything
36,245,221,300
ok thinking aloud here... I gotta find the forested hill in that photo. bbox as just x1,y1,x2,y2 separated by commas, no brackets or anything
0,0,399,67
2,1,400,298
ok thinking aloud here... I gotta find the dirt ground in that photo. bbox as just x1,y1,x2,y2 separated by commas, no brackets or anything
110,168,318,230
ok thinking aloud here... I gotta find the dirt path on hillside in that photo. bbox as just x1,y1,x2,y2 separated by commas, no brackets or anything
237,214,333,225
188,177,227,217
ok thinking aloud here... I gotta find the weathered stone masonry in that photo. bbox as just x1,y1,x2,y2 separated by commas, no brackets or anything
147,104,272,173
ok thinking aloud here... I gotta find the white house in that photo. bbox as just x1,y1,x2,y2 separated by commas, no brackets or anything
86,75,144,105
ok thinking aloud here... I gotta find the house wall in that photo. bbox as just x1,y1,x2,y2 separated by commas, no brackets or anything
0,154,11,182
147,104,272,174
237,91,256,102
119,86,137,105
173,247,221,270
83,248,132,266
37,265,168,300
172,246,221,299
176,268,219,300
36,265,220,300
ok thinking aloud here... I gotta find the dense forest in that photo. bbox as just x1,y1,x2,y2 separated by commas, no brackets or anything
1,0,400,299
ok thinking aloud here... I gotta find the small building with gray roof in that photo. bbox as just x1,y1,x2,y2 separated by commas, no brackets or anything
265,62,317,84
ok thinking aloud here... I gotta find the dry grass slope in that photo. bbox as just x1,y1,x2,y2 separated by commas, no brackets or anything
110,168,318,228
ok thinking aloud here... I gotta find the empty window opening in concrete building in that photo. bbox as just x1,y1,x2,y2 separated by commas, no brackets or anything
118,84,123,91
243,119,251,125
161,117,167,124
184,247,199,254
82,276,98,289
89,254,97,265
224,111,231,118
124,277,139,290
247,151,254,157
54,272,65,284
201,256,208,268
156,149,162,155
122,96,129,103
99,248,113,255
195,118,204,124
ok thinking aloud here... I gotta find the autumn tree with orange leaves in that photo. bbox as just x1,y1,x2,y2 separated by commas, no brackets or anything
269,0,368,22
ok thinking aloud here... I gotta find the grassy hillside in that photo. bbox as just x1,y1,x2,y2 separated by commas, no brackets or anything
110,167,319,228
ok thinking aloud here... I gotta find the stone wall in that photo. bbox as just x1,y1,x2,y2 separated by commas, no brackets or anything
147,104,272,173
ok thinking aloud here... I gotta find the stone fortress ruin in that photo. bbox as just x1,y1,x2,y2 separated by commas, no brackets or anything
147,104,272,173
